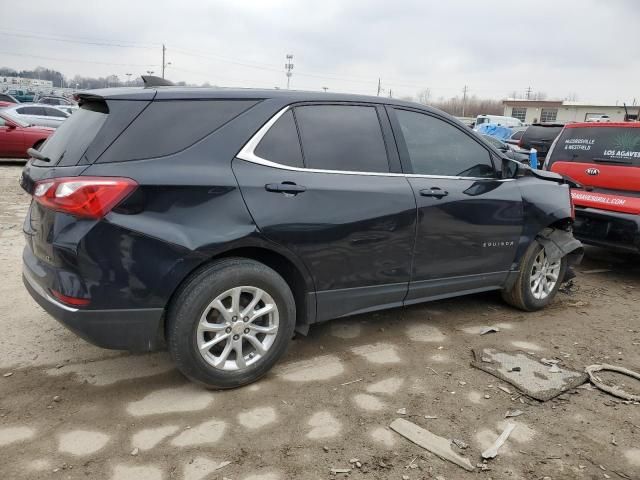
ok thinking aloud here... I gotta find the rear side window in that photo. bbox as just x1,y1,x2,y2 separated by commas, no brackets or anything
549,126,640,166
511,130,524,140
38,102,108,166
254,110,303,168
101,100,258,162
395,109,494,178
294,105,389,173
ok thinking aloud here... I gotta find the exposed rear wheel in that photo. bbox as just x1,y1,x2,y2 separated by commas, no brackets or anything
502,241,567,311
167,258,296,388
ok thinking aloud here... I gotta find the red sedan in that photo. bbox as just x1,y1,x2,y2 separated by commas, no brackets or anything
0,112,53,158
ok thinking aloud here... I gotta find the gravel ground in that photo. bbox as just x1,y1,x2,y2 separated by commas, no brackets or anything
0,162,639,480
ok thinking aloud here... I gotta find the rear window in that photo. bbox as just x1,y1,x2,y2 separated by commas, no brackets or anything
294,105,390,173
99,99,257,162
549,126,640,166
520,125,563,152
37,101,108,166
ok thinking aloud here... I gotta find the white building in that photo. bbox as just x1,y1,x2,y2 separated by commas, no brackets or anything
0,76,53,90
503,99,639,124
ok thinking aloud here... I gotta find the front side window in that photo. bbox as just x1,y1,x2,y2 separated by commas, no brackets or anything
294,105,389,173
18,106,46,116
254,110,303,168
395,109,494,178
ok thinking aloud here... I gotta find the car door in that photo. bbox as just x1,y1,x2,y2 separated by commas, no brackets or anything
43,107,67,126
0,117,24,156
233,103,417,321
387,107,524,302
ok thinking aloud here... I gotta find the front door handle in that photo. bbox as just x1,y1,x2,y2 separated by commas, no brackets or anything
420,187,448,199
265,182,307,194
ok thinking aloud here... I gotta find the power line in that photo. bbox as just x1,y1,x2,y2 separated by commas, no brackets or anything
0,50,157,68
0,30,158,49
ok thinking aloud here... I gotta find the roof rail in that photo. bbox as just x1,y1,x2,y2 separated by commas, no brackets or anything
141,76,175,87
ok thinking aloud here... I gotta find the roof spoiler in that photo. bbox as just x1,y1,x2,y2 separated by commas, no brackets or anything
141,75,175,87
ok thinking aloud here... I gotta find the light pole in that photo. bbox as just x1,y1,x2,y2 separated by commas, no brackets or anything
285,54,294,89
125,73,132,86
146,70,154,76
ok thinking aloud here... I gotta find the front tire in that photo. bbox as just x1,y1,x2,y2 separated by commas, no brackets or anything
502,241,567,311
167,258,296,389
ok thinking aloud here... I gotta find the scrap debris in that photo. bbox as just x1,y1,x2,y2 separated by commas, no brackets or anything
481,423,516,459
585,364,640,402
389,418,475,471
479,326,500,335
471,348,588,401
505,409,524,418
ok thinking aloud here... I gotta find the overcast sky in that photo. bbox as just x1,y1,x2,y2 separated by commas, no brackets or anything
1,0,638,104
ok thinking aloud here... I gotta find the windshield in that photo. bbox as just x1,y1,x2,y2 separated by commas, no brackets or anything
549,126,640,166
0,111,29,128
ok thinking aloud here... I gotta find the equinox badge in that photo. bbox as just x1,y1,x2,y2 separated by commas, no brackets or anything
586,168,600,176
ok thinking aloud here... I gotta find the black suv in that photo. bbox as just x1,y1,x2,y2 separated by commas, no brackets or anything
20,83,583,388
519,123,565,159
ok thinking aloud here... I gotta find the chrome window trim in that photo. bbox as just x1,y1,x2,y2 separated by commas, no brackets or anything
236,106,515,182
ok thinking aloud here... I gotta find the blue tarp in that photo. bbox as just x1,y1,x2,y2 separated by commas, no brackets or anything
476,123,513,141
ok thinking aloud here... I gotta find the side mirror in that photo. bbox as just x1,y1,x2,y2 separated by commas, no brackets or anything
502,158,522,179
6,123,16,130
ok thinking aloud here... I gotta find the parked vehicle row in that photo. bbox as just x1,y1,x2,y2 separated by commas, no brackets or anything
0,112,53,158
20,84,583,388
544,122,640,253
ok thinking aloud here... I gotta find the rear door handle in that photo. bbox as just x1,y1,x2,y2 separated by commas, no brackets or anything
420,187,448,199
265,182,307,194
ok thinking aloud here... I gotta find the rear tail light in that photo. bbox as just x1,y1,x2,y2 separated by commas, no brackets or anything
33,176,137,219
50,289,90,307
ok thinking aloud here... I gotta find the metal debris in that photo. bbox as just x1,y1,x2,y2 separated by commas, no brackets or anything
451,438,468,449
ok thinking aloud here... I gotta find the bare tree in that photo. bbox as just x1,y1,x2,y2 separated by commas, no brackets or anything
417,88,431,104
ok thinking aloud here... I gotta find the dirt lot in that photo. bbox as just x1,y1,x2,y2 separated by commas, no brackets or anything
0,162,639,480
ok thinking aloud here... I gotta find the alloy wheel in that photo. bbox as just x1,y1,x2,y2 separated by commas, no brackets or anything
196,286,279,371
529,248,561,300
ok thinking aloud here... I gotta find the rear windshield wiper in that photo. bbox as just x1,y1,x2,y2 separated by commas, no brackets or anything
27,148,51,163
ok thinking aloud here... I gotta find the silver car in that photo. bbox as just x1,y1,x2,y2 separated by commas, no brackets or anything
0,103,69,128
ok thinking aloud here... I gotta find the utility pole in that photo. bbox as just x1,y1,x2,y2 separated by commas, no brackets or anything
161,44,166,78
285,54,294,89
322,86,328,92
388,89,392,98
461,85,468,117
525,86,532,100
125,73,132,86
377,78,381,96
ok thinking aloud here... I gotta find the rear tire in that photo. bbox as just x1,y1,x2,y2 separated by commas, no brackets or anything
167,258,296,389
502,241,567,311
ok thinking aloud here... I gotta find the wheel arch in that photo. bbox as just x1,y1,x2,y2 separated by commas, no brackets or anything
163,243,316,342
